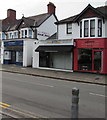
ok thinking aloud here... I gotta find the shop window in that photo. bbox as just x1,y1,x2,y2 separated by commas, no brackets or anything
84,20,89,37
90,20,95,37
98,19,102,37
67,23,72,34
78,49,92,71
16,51,23,62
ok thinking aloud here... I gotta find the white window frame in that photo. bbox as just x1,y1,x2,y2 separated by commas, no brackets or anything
80,17,102,38
66,23,72,34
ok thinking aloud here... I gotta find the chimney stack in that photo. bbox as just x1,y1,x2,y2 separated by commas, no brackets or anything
7,9,16,21
47,2,56,14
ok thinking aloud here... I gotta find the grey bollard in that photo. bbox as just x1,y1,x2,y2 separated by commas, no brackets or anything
71,87,79,119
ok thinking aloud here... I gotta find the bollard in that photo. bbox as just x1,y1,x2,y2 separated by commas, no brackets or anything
71,87,79,119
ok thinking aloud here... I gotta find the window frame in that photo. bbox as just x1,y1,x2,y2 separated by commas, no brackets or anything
90,19,95,37
80,21,82,37
98,19,102,37
84,20,89,37
66,23,72,34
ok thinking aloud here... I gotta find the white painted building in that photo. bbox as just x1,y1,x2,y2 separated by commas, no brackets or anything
33,15,77,70
33,4,107,73
1,2,58,67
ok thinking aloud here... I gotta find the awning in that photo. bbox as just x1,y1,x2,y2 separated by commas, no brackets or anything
35,45,74,52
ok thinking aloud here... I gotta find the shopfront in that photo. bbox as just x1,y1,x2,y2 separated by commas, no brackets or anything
4,40,23,65
74,38,107,73
34,39,74,70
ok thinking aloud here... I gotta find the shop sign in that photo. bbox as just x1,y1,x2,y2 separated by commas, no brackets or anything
77,39,105,48
37,31,50,37
47,40,61,44
4,40,23,46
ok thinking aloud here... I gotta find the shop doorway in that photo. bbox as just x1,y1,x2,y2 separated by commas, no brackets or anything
11,51,16,64
92,50,103,72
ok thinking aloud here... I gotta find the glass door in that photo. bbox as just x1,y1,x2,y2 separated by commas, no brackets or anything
92,50,103,72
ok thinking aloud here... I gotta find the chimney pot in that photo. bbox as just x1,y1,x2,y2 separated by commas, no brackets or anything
47,2,56,14
7,9,16,21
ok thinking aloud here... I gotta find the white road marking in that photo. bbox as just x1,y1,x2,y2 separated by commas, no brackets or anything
21,68,26,69
35,83,54,88
89,92,107,97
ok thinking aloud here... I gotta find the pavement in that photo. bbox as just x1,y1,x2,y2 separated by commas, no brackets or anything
0,64,106,85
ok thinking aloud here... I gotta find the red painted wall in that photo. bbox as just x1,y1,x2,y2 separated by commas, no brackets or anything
76,38,105,48
74,38,107,73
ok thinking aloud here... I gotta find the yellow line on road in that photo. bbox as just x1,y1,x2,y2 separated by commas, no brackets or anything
0,102,11,108
0,105,8,109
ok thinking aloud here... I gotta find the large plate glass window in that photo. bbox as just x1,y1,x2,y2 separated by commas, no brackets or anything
78,49,92,71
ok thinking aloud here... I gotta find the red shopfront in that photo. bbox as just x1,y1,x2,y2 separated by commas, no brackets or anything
74,38,107,74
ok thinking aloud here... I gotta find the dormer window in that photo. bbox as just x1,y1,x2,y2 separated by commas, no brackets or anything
67,23,72,34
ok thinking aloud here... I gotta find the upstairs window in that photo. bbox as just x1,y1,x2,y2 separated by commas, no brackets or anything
67,23,72,34
98,19,102,37
14,32,18,38
25,30,27,38
9,33,13,39
80,22,82,37
29,29,32,38
90,20,95,37
21,30,28,38
0,33,1,40
21,30,24,38
84,20,89,37
2,33,6,40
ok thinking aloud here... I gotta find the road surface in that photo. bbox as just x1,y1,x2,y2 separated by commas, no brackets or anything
1,71,106,118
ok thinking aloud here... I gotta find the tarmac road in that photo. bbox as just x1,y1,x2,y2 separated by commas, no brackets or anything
1,71,106,118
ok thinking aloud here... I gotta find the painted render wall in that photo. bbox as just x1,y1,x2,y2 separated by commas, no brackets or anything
33,14,57,68
58,23,79,40
32,40,39,68
104,19,107,38
37,14,57,40
23,39,34,67
1,41,4,64
58,17,107,40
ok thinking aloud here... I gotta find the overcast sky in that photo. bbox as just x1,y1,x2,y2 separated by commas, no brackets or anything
0,0,106,20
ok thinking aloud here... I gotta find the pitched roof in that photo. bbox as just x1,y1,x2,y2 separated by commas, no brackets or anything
47,32,57,39
74,4,107,22
27,13,51,27
2,13,52,32
56,4,107,24
55,14,79,24
96,5,107,17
